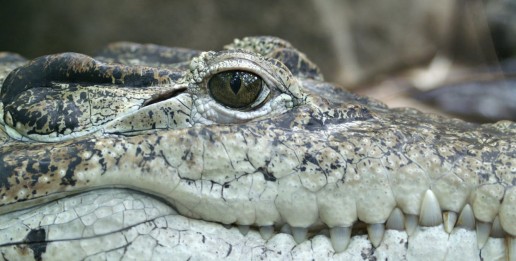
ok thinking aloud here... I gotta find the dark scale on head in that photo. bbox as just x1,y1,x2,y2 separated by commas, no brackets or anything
24,228,47,261
112,67,122,80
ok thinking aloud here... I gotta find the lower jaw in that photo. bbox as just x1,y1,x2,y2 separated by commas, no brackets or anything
0,189,512,261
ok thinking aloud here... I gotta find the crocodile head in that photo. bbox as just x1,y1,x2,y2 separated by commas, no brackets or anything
0,37,515,260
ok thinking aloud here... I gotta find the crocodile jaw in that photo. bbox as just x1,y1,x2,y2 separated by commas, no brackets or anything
1,97,516,260
0,37,515,260
0,189,510,261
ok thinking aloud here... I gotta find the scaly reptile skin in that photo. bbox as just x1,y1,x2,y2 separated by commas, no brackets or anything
0,37,515,260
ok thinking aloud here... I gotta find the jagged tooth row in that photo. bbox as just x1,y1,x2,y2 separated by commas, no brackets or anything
250,186,515,254
296,188,431,251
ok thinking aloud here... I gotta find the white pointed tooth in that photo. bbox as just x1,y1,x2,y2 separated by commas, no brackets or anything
238,225,250,236
476,221,491,249
405,214,418,236
291,226,308,244
280,224,291,234
330,226,351,253
456,204,475,229
367,223,385,248
223,224,232,229
500,186,516,237
509,237,516,261
386,208,405,231
490,216,505,238
419,190,442,227
259,225,274,240
443,211,457,233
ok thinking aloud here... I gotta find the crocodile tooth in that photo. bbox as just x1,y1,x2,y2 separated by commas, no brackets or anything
490,216,505,238
405,214,418,235
330,226,351,253
386,208,404,231
291,226,308,244
419,190,442,227
476,221,491,249
456,204,475,229
500,186,516,237
280,224,291,234
238,225,250,236
259,225,274,240
509,237,516,261
367,223,385,247
443,211,457,233
223,224,232,229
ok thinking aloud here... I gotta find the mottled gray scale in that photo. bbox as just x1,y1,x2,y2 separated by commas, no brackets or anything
0,36,514,260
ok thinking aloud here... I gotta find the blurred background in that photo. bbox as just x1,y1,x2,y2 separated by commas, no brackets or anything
0,0,515,122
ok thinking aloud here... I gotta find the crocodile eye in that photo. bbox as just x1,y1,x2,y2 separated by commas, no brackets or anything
208,70,264,109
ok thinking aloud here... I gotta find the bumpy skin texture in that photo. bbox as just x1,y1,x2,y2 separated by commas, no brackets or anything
0,37,515,261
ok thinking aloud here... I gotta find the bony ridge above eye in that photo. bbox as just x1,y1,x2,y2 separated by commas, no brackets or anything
208,70,266,110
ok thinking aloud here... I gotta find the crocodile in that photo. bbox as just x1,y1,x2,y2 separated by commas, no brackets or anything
0,37,515,260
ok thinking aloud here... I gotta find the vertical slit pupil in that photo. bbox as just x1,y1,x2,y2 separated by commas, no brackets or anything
229,72,242,95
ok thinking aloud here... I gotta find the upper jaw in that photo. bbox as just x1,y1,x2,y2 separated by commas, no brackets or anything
1,37,515,259
1,76,515,255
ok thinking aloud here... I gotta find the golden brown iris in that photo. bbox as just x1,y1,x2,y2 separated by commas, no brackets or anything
208,71,263,109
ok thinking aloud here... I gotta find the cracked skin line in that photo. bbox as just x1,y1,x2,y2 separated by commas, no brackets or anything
0,37,515,260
